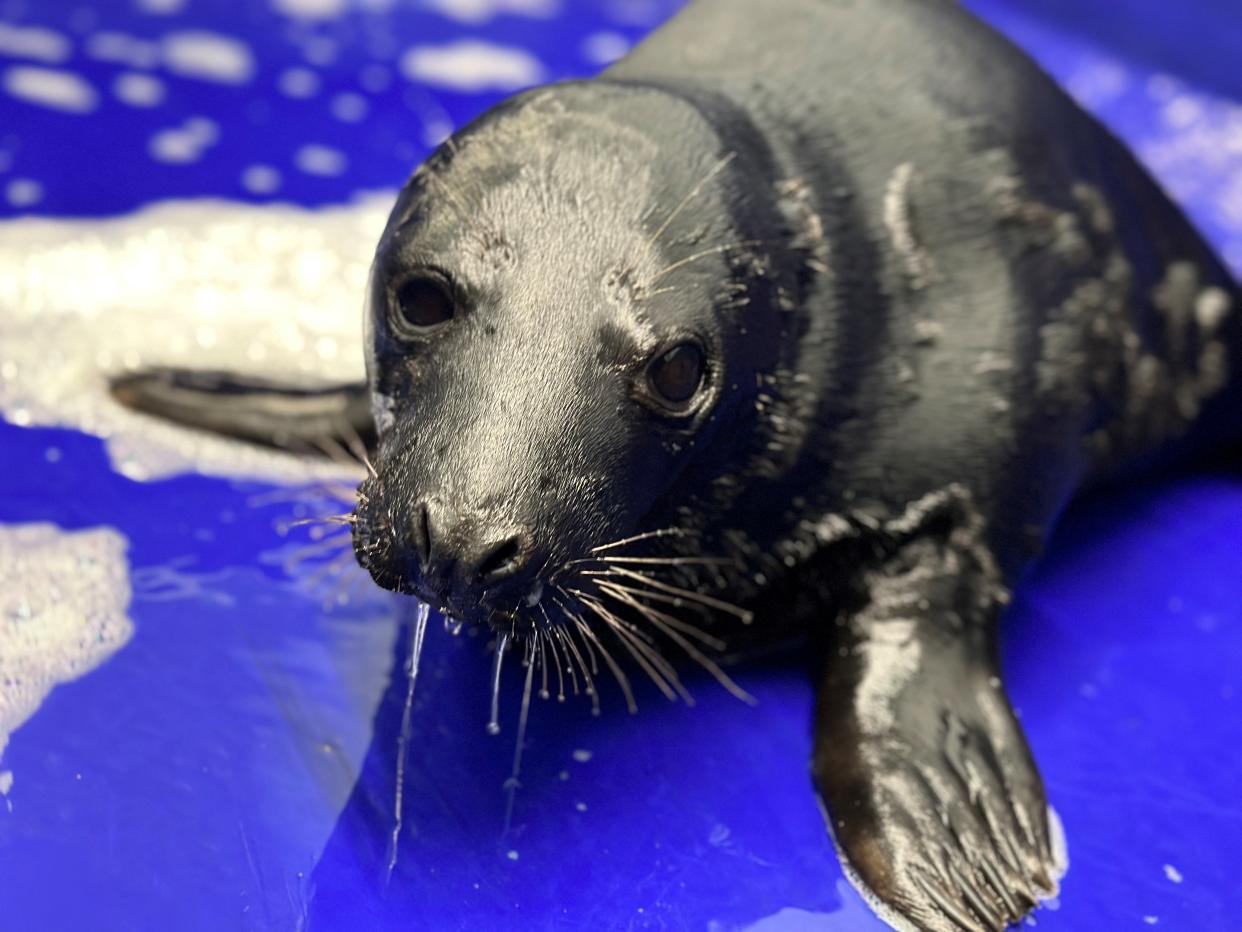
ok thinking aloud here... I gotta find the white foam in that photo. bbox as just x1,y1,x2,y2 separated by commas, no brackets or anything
241,164,282,195
278,66,320,98
86,31,160,69
423,0,557,24
5,178,43,208
0,23,71,64
162,31,255,84
0,524,133,770
400,39,544,92
295,143,348,176
272,0,349,18
2,65,98,114
113,71,166,108
0,197,390,481
581,30,629,66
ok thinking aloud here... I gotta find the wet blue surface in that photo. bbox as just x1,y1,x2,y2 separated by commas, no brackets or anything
2,1,1241,930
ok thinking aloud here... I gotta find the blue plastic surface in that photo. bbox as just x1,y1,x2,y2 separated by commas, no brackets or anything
1,1,1240,930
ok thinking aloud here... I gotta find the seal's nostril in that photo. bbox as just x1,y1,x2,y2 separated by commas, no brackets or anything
475,534,528,586
412,501,433,567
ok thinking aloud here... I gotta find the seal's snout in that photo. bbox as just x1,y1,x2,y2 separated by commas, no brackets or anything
415,498,540,615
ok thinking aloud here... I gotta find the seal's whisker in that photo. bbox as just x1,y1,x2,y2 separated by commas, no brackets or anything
556,619,599,714
574,589,689,704
561,554,736,571
570,612,601,677
631,151,737,269
583,578,711,619
540,604,568,701
554,593,637,714
599,582,755,704
595,580,727,651
341,418,378,480
248,481,360,510
536,629,551,700
554,624,582,697
588,527,692,555
646,239,770,287
281,530,353,566
323,553,366,610
502,637,536,836
298,548,358,594
287,513,356,528
607,613,692,705
583,567,755,622
310,434,368,471
385,601,430,886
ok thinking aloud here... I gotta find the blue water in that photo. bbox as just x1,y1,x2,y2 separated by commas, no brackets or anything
1,1,1240,929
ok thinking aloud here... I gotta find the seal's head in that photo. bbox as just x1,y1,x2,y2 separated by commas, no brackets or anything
353,81,813,636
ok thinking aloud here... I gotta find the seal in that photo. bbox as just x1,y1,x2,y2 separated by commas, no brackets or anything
113,0,1242,928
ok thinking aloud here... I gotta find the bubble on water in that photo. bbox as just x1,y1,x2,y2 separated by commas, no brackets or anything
113,72,166,108
3,65,97,113
162,31,255,85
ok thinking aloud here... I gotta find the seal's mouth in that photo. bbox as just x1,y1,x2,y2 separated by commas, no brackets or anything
353,499,757,695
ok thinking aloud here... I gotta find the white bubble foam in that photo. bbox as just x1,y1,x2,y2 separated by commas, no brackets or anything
0,197,390,481
5,178,43,208
0,23,72,64
295,143,348,176
400,40,544,92
3,65,98,114
423,0,557,23
162,31,255,84
0,524,133,769
113,72,166,108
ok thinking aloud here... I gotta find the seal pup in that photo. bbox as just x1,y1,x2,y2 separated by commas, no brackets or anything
114,0,1242,928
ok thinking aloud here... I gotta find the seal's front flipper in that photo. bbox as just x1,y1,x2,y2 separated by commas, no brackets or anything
814,489,1060,931
110,367,375,457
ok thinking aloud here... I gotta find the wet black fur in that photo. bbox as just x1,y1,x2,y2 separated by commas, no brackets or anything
114,1,1242,928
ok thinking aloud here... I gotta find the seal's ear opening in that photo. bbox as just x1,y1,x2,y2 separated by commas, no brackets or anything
109,366,376,458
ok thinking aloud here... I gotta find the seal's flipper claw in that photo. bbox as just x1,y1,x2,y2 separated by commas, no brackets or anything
812,491,1060,931
110,367,375,458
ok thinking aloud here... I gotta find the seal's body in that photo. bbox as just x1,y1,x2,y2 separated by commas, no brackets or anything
115,1,1242,928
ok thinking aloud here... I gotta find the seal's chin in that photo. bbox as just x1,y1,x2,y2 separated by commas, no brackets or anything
398,571,554,635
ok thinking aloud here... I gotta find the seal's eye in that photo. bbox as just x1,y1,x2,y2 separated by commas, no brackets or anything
647,342,706,408
390,275,454,337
